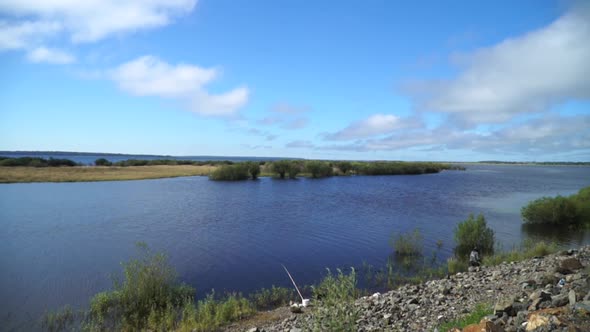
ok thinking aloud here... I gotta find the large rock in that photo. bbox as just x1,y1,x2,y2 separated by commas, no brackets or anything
551,293,569,307
569,290,577,306
525,314,549,331
560,258,583,271
494,299,514,316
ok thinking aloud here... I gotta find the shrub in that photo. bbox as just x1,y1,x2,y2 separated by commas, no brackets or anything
521,196,578,225
95,158,112,166
389,228,423,256
271,160,291,179
182,292,255,331
247,162,260,179
42,306,75,332
447,257,468,274
209,164,249,181
310,268,360,332
454,214,495,258
573,186,590,224
305,161,333,178
288,161,303,179
87,243,195,330
335,161,353,175
0,157,77,167
521,187,590,226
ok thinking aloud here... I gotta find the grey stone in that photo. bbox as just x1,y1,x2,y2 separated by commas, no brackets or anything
569,289,576,306
551,293,569,307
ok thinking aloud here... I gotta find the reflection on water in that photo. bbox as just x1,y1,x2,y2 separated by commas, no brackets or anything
0,164,589,331
521,223,590,248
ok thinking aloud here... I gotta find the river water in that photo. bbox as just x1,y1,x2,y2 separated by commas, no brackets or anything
1,164,589,330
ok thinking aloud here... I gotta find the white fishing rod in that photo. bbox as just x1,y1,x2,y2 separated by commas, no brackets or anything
282,264,305,303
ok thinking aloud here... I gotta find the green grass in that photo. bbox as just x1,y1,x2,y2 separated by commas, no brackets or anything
482,240,558,266
438,303,493,332
309,268,360,332
390,228,423,256
41,306,75,332
249,286,297,310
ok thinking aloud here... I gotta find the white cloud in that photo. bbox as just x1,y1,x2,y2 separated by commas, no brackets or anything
286,140,315,148
27,46,75,64
271,103,310,114
257,103,311,130
110,55,248,116
319,115,590,156
406,7,590,126
0,0,196,44
324,114,421,141
0,20,62,50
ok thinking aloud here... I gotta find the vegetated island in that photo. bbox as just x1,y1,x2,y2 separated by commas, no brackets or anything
0,156,465,183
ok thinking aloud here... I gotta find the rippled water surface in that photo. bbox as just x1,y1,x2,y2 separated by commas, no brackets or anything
1,164,589,330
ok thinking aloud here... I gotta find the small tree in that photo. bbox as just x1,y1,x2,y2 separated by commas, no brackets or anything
336,161,353,175
271,160,291,179
454,214,495,258
247,162,260,179
305,161,333,178
95,158,112,166
287,161,301,179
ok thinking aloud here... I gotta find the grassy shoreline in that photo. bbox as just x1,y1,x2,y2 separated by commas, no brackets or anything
0,165,215,183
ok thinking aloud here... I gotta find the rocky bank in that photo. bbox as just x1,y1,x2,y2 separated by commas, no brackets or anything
231,246,590,332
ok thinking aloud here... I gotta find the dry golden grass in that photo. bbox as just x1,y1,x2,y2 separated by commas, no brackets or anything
0,165,217,183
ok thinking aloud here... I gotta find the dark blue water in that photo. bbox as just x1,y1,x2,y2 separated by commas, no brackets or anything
0,152,289,165
1,165,589,331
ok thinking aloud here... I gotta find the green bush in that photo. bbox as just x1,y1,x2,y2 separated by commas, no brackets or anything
521,196,578,225
209,164,249,181
454,214,495,258
87,244,195,330
41,306,75,332
573,187,590,224
521,186,590,226
271,160,291,179
305,161,333,178
335,161,353,175
0,156,77,167
95,158,112,166
247,162,260,179
310,268,360,332
447,257,468,274
389,228,423,256
270,160,303,179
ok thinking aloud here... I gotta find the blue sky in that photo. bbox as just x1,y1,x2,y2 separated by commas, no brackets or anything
1,0,589,161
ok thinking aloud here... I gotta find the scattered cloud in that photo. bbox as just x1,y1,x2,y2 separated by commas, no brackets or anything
110,55,248,116
404,7,590,127
271,103,310,114
0,20,62,50
240,144,272,150
0,0,196,45
318,115,590,157
257,103,311,130
286,140,315,148
324,114,422,141
281,117,309,130
26,46,75,64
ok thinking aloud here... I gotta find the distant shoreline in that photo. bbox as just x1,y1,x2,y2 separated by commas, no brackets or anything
1,151,587,165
